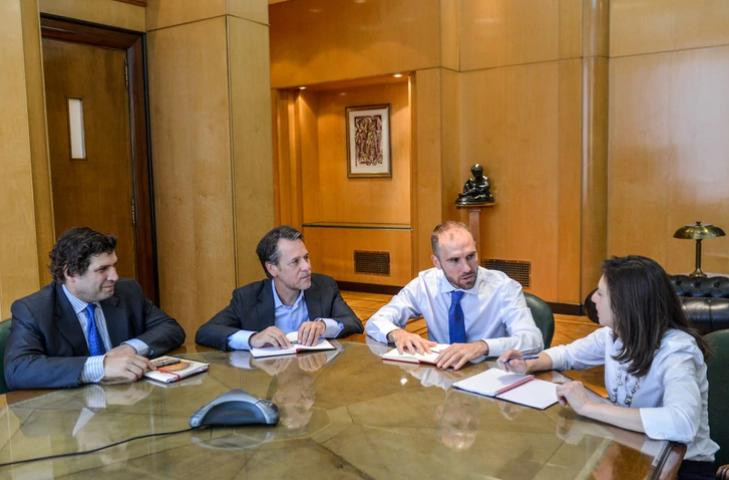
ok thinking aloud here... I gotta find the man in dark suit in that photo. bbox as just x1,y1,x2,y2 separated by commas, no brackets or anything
196,225,362,351
4,227,185,390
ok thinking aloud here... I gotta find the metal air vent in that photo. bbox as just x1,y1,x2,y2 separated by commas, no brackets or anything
354,251,390,275
482,258,531,287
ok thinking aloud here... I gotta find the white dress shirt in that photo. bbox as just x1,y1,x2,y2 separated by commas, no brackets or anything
545,327,718,461
227,283,343,350
365,267,543,357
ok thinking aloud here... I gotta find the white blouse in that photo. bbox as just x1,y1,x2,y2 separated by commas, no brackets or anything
545,327,718,462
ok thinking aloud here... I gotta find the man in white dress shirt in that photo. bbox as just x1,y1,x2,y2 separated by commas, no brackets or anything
365,221,543,370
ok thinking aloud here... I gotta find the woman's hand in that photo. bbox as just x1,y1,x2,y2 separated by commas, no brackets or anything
497,349,528,374
555,381,592,415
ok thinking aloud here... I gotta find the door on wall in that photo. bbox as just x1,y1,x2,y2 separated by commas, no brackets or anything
41,16,158,302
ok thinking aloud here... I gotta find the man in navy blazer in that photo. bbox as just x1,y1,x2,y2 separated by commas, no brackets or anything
4,227,185,390
196,225,362,351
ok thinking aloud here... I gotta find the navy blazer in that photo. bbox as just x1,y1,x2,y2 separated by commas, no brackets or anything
195,273,362,351
4,279,185,390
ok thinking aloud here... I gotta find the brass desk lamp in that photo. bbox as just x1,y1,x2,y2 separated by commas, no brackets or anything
673,221,726,277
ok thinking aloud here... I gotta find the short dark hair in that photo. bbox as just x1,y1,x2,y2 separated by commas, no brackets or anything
256,225,303,278
603,255,708,377
431,221,471,256
50,227,117,283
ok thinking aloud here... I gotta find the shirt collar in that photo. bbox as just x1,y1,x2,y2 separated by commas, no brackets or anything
61,284,94,316
271,281,305,309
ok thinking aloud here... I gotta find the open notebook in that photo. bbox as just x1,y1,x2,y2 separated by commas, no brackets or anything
144,356,209,384
250,331,336,358
381,344,450,365
453,368,558,410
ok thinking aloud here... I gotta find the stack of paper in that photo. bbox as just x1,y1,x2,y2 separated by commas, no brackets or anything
453,368,558,410
250,331,336,358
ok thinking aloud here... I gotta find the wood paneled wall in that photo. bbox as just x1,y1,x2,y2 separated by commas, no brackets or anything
608,1,729,274
300,82,410,224
270,0,608,304
147,1,273,336
0,0,44,319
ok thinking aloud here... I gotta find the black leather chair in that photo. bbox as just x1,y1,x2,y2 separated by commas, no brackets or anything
705,329,729,479
583,275,729,334
525,292,554,348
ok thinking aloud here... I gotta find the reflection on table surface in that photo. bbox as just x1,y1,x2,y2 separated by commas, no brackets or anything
0,342,679,479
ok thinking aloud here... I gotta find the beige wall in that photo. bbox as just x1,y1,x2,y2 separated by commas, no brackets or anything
607,1,729,274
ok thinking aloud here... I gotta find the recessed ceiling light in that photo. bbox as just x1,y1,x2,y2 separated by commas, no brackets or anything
393,73,403,78
298,86,307,90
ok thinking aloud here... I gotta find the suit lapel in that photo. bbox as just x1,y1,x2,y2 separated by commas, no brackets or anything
304,280,322,320
255,279,276,329
53,284,89,354
101,294,128,347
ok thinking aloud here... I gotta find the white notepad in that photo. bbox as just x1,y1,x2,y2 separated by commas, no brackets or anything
250,331,336,358
381,344,450,365
453,368,558,410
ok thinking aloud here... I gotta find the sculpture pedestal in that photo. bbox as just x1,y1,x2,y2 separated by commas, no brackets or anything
456,202,495,249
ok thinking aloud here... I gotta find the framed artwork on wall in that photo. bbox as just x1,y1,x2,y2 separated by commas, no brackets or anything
346,104,391,178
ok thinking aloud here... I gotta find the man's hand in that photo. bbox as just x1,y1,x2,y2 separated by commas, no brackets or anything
387,329,436,354
297,320,326,346
250,326,291,349
435,341,488,370
102,345,153,384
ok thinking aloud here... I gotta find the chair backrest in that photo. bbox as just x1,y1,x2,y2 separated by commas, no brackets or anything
524,293,554,348
0,319,11,394
706,329,729,467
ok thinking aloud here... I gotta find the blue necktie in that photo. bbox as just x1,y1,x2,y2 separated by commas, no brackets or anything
84,303,106,356
448,290,466,343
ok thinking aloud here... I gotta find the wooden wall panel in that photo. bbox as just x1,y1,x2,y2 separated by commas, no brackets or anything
269,0,440,87
610,0,729,57
608,45,729,274
21,0,54,286
412,69,444,272
458,0,582,70
303,227,412,286
459,62,562,301
147,17,236,336
39,0,145,31
228,16,275,285
300,81,411,225
0,0,41,318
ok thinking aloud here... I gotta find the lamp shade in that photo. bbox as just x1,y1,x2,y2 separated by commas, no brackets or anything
673,221,726,240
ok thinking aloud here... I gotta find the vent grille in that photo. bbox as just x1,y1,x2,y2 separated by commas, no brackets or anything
482,259,531,287
354,251,390,275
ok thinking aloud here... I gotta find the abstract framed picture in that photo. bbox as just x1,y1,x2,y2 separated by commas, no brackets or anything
346,104,391,178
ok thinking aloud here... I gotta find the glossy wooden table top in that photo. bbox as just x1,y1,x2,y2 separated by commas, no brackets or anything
0,342,681,479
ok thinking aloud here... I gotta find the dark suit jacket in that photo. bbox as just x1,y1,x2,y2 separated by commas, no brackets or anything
4,279,185,390
195,273,362,351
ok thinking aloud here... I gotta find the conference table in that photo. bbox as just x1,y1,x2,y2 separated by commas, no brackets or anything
0,341,683,479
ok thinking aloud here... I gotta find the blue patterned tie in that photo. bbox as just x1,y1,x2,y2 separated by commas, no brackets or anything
84,303,106,356
448,290,466,343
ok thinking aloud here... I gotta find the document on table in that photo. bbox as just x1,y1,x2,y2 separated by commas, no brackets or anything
453,368,558,410
250,331,336,358
381,344,450,365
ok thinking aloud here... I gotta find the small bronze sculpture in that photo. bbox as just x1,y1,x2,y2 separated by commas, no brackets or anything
456,164,494,205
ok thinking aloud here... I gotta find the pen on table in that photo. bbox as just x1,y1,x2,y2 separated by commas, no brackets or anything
506,353,540,363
